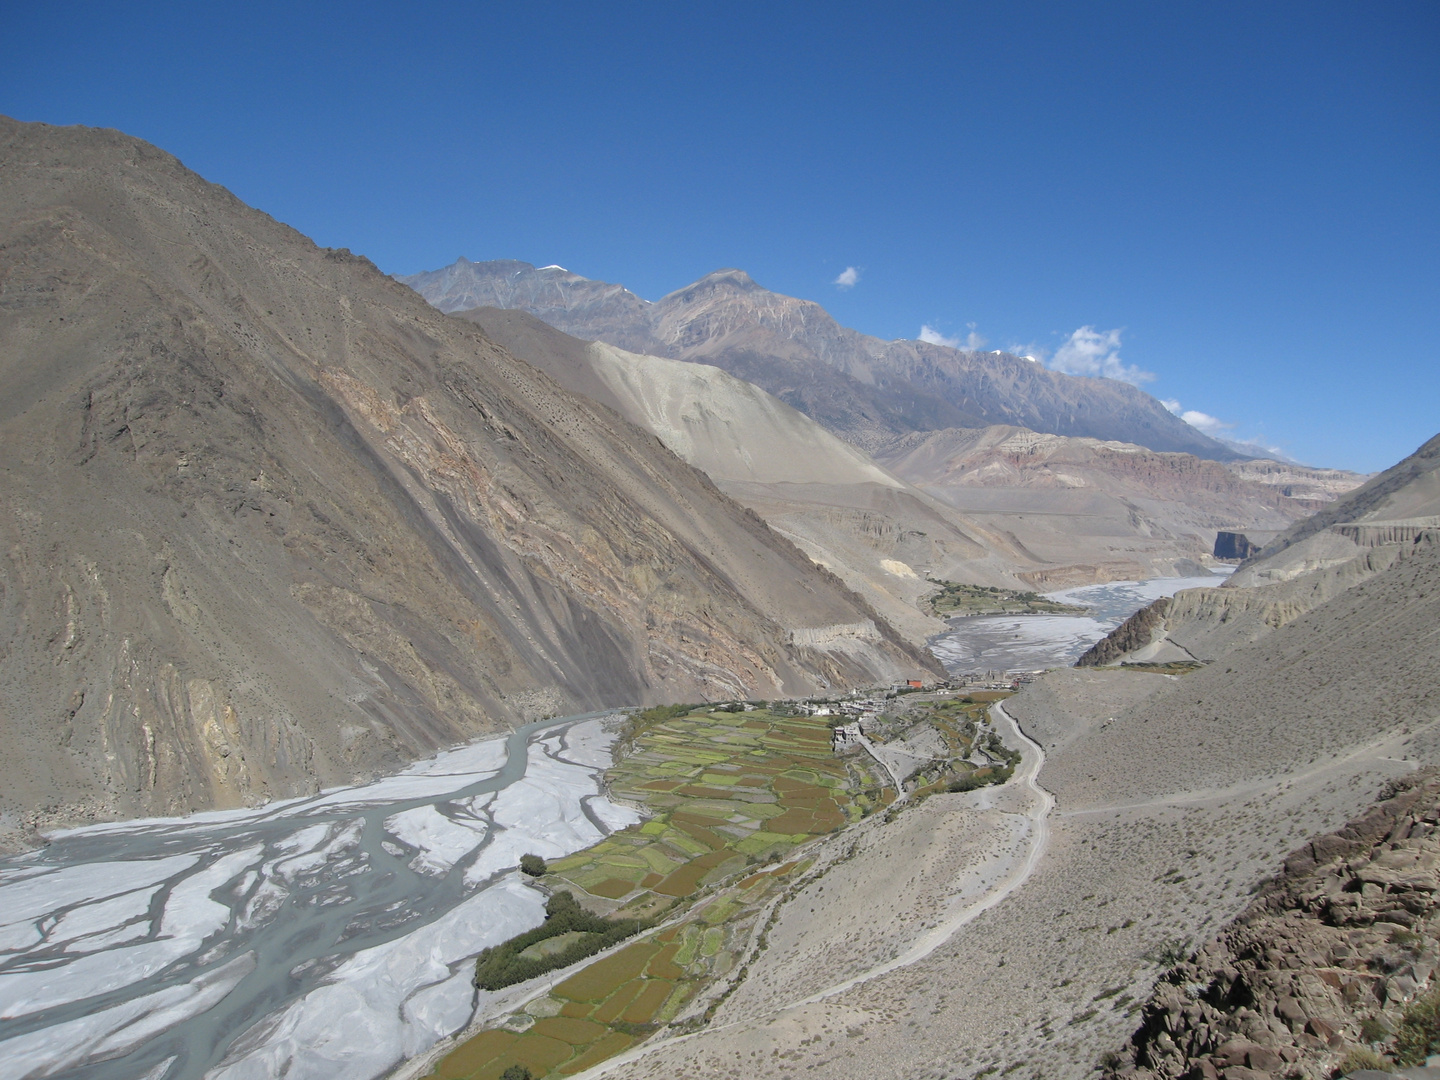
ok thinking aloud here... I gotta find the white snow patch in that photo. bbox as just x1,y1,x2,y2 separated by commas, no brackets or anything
555,718,621,769
0,846,263,1019
463,737,639,887
53,888,156,951
383,807,487,876
0,854,197,936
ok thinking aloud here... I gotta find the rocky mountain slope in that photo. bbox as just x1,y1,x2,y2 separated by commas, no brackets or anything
0,118,935,846
875,425,1365,589
1075,431,1440,668
877,426,1361,514
1231,432,1440,587
455,308,1036,644
402,259,1238,459
1105,771,1440,1080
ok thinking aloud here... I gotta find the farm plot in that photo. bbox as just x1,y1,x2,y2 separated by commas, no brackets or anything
428,707,885,1079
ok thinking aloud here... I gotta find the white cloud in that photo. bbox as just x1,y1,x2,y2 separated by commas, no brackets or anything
1047,326,1154,385
1164,398,1293,456
1162,398,1236,437
919,322,987,350
834,266,860,289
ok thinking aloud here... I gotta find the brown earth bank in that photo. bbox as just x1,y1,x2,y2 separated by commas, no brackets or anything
1103,771,1440,1080
0,117,935,849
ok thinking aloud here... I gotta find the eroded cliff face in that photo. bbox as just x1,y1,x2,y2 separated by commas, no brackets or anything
0,118,935,845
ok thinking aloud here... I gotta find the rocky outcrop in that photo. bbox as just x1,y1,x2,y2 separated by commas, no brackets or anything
1216,531,1273,560
1075,598,1173,666
1076,543,1420,668
1333,520,1440,548
1104,773,1440,1080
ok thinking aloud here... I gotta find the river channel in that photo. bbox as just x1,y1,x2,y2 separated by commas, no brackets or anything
927,570,1232,674
0,711,639,1080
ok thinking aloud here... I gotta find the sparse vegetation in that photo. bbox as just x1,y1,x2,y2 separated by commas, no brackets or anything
925,579,1086,617
1393,985,1440,1065
1117,661,1206,675
1338,1045,1395,1074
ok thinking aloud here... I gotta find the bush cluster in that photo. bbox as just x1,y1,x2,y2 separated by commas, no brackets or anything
1395,985,1440,1065
947,765,1014,792
473,891,651,990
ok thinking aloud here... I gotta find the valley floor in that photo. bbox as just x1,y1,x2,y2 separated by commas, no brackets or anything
546,671,1428,1080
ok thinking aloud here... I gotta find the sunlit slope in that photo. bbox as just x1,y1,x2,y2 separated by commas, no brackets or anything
876,424,1365,589
0,117,935,845
458,308,1038,643
406,259,1237,458
1232,430,1440,585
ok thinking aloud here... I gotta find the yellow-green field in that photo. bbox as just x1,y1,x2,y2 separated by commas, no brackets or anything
428,706,891,1080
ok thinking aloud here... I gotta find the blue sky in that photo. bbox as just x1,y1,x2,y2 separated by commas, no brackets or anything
4,2,1436,471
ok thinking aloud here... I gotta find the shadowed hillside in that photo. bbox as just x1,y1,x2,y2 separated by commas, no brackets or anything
0,118,935,846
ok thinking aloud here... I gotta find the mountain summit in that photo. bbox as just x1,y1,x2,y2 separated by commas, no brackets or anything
402,259,1240,459
0,119,933,839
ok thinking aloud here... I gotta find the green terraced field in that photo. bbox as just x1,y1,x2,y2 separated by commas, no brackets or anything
429,706,888,1080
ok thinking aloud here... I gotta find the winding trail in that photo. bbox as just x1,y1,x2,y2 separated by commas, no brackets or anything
791,701,1052,1004
564,700,1056,1080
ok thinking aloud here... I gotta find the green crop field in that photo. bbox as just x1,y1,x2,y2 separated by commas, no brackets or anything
429,706,890,1079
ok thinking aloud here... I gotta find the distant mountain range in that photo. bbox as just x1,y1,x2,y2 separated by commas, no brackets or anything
402,259,1241,459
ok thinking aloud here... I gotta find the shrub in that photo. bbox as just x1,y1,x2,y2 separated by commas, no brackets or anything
473,890,651,990
500,1067,533,1080
1394,986,1440,1065
519,853,546,878
1338,1046,1395,1074
1360,1015,1392,1043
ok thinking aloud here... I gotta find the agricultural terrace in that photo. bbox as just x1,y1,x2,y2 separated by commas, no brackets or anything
428,705,894,1080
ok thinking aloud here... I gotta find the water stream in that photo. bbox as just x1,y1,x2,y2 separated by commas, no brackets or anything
927,570,1232,674
0,711,639,1080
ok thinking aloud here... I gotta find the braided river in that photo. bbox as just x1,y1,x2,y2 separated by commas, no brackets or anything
0,712,638,1080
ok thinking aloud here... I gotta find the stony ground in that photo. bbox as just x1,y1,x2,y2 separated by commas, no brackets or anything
560,543,1440,1080
1105,771,1440,1080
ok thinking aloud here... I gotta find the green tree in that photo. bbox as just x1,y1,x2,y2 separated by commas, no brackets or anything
519,853,546,877
500,1066,533,1080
